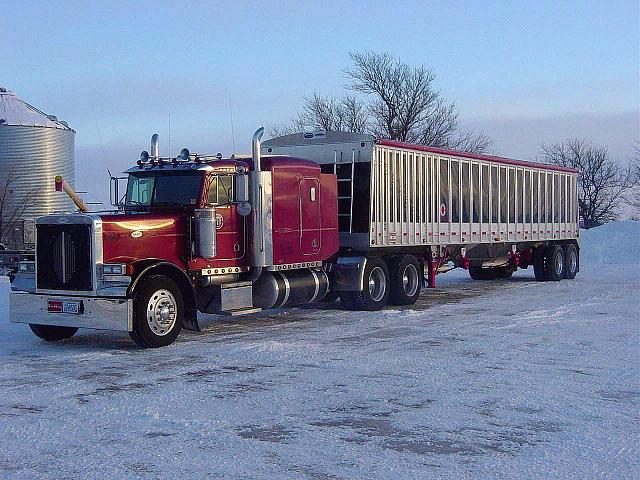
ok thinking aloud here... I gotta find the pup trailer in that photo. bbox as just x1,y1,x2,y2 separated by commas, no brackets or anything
10,129,579,347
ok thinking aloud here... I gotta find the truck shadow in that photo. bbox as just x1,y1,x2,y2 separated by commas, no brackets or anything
32,274,540,350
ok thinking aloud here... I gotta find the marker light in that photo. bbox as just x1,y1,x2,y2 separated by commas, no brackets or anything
102,264,127,275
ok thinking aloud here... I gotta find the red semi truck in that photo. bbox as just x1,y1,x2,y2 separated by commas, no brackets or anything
10,129,579,347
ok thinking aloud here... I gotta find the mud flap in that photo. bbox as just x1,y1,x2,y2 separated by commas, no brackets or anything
182,309,201,332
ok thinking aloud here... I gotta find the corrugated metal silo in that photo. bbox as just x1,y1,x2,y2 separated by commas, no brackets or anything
0,87,75,249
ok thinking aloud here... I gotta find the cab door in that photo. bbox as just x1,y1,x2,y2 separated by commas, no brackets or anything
299,178,321,255
206,174,245,262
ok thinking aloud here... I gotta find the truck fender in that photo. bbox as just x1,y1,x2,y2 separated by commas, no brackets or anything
330,256,367,292
129,261,200,332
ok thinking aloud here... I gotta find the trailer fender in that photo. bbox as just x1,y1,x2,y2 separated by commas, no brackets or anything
330,256,368,292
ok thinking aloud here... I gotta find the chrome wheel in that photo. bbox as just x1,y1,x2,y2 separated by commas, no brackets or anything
147,289,177,336
568,250,577,275
368,266,387,302
402,264,419,297
554,253,564,276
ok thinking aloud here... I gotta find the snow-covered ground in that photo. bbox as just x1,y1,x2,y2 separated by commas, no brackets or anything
0,223,638,479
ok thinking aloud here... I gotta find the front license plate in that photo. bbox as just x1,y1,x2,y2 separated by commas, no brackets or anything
48,300,81,314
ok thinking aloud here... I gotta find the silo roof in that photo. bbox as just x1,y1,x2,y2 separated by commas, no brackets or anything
0,87,74,131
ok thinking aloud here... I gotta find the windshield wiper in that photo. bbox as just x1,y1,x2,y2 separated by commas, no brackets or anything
152,201,190,207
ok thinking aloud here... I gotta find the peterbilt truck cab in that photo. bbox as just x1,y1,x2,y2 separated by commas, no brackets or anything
10,128,340,347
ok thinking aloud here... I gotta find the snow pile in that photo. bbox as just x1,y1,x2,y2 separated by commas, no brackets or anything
580,220,640,264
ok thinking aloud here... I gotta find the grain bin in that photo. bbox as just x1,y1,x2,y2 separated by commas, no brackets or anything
0,88,75,249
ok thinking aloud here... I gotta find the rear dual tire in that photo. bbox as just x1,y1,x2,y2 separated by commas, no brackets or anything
341,255,422,311
388,255,422,305
341,257,390,311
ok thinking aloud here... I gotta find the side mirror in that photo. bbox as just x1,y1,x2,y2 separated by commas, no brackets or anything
234,174,249,203
110,174,127,208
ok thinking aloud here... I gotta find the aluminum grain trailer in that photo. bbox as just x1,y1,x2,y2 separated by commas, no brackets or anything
263,132,580,309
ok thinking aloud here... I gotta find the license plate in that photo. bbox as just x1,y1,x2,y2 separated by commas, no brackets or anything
48,300,81,314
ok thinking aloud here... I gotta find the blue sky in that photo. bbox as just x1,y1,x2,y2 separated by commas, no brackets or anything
2,0,638,203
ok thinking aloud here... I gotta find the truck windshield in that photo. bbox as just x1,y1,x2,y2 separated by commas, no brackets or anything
125,173,202,207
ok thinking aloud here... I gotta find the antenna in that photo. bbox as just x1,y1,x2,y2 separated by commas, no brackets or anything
228,93,235,152
168,112,171,159
94,115,108,164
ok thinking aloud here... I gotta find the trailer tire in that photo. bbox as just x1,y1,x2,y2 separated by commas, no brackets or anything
469,266,498,280
29,324,78,341
533,247,546,281
497,266,514,279
564,244,578,279
469,266,483,280
341,257,389,311
544,245,565,282
130,275,183,348
388,255,421,305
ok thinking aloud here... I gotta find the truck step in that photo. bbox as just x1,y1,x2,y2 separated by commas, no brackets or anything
216,307,262,316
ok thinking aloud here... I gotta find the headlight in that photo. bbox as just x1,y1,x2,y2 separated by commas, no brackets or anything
102,264,127,275
18,261,35,273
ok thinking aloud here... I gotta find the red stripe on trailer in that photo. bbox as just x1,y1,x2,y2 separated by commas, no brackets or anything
377,139,579,174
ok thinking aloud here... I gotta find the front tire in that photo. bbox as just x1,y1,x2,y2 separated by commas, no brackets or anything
544,245,565,281
341,257,390,311
388,255,422,305
130,275,183,348
29,324,78,341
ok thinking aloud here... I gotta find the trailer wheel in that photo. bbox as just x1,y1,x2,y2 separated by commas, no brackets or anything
544,245,565,281
497,266,514,279
29,324,78,341
564,244,578,279
341,257,389,311
469,266,484,280
533,247,546,281
388,255,421,305
469,266,498,280
130,275,183,348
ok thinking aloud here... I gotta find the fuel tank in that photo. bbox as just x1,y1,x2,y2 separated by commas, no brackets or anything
252,268,329,309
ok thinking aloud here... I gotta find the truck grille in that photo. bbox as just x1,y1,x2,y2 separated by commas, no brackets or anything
37,224,92,291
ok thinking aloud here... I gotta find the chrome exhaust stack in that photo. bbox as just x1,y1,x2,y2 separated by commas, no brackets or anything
247,127,272,277
150,133,159,158
252,127,264,172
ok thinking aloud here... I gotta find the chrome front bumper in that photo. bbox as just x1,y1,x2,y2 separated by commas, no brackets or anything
10,292,133,332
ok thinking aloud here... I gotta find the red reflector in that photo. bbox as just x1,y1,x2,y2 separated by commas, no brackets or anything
47,300,63,313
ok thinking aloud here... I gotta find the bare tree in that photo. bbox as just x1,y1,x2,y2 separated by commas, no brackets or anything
540,139,632,229
0,165,38,248
626,142,640,216
273,52,492,154
270,93,368,137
